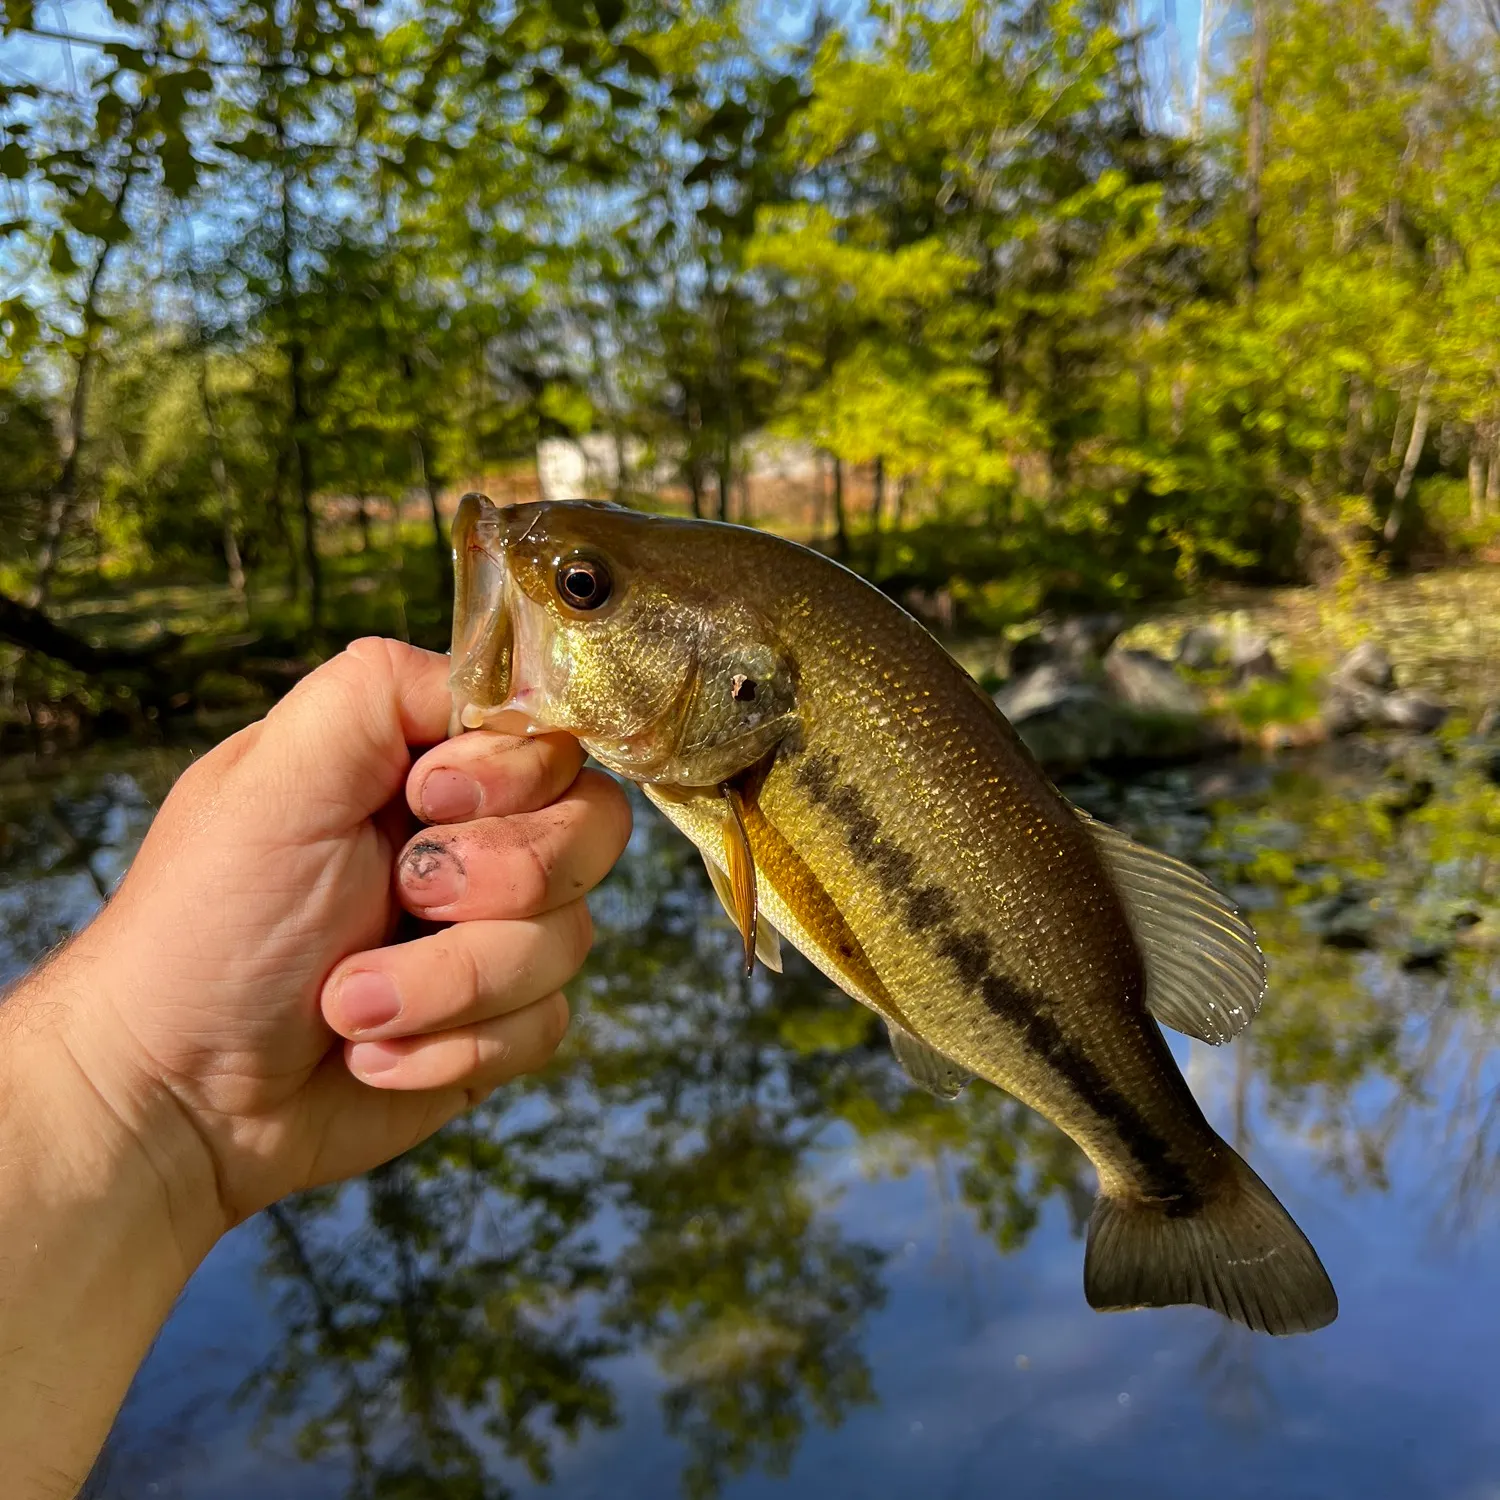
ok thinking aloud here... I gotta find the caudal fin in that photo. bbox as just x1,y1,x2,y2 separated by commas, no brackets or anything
1083,1147,1337,1336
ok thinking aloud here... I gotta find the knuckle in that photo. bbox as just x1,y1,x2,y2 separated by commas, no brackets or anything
561,899,594,968
512,829,555,912
445,933,485,1012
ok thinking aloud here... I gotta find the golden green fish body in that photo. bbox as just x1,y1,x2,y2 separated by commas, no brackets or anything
449,496,1337,1335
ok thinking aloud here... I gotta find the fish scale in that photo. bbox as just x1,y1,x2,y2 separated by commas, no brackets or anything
448,494,1338,1336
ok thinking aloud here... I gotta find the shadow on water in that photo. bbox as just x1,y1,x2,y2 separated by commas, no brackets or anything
7,731,1498,1497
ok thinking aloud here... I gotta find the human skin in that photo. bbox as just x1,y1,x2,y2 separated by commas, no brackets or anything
0,638,632,1499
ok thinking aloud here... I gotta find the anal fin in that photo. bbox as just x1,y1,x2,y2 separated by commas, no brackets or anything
888,1024,971,1100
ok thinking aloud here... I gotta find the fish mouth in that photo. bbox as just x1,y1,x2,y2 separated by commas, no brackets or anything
448,494,551,735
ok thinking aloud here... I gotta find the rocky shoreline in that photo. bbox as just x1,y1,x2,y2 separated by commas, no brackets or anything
990,614,1469,772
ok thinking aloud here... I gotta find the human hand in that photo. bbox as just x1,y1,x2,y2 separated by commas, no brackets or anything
6,637,632,1262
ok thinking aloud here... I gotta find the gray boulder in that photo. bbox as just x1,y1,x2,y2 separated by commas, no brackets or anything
1009,613,1126,676
1333,641,1396,692
1228,632,1283,683
1321,683,1384,736
1104,646,1207,717
996,660,1221,771
1176,625,1227,671
1379,692,1449,732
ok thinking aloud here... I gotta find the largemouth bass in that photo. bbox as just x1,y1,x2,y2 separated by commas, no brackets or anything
448,494,1337,1336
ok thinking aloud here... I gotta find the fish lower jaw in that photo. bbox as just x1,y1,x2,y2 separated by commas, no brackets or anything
455,691,556,737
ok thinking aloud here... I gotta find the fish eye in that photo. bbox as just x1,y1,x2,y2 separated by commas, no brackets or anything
555,555,612,612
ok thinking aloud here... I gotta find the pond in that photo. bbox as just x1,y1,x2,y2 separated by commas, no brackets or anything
7,730,1500,1500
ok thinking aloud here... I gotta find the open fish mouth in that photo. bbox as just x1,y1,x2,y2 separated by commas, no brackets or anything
447,493,551,735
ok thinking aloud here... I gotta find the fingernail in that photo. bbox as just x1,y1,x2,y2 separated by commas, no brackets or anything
349,1040,401,1077
336,970,401,1034
421,769,481,821
400,839,467,908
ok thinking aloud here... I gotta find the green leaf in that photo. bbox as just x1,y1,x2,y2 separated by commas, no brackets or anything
604,82,640,110
48,231,77,275
548,0,590,28
1,3,35,33
593,0,624,33
0,141,27,179
105,0,139,21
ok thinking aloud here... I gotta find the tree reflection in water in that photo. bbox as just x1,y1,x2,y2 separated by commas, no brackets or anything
9,736,1500,1496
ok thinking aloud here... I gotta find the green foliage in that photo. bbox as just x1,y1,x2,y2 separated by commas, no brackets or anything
2,0,1499,667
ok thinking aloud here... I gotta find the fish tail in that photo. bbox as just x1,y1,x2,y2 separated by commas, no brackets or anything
1083,1145,1337,1336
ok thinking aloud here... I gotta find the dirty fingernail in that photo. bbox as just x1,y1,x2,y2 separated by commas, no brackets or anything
335,970,401,1034
400,840,468,908
349,1040,401,1077
421,769,481,821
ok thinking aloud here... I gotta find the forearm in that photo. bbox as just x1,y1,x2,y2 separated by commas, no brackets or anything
0,967,221,1499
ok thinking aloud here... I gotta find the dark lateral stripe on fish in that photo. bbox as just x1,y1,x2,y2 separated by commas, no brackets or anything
793,749,1200,1211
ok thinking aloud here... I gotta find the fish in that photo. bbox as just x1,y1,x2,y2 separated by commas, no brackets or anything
447,492,1338,1336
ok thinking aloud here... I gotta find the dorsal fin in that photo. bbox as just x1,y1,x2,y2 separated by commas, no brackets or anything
1078,811,1266,1045
888,1025,972,1099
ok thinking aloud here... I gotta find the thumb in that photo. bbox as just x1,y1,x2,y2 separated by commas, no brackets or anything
259,639,454,835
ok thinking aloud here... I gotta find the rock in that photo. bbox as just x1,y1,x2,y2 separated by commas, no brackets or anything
1175,625,1227,671
1322,683,1380,735
1378,692,1449,733
1009,613,1125,675
1103,646,1206,717
1333,641,1396,692
1228,632,1282,683
996,663,1222,771
994,663,1097,723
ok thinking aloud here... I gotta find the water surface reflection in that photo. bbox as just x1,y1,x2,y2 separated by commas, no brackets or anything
12,734,1496,1498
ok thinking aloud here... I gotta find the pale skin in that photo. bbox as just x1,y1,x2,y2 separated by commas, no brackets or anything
0,638,633,1500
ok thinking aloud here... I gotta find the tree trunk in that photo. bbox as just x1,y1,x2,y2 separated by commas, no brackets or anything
716,445,732,523
870,455,886,533
1489,431,1500,509
1470,451,1486,523
286,339,323,630
410,432,450,597
31,244,112,606
197,354,248,614
356,492,373,553
1385,370,1434,547
831,456,849,561
686,463,704,520
1244,0,1269,305
1192,0,1214,136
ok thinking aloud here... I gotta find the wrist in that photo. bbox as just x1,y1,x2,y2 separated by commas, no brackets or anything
2,949,228,1279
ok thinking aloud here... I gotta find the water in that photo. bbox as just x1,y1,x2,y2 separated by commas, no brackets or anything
7,734,1500,1499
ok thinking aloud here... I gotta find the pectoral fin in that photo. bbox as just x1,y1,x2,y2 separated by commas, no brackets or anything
721,781,760,977
701,853,784,973
888,1024,972,1100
